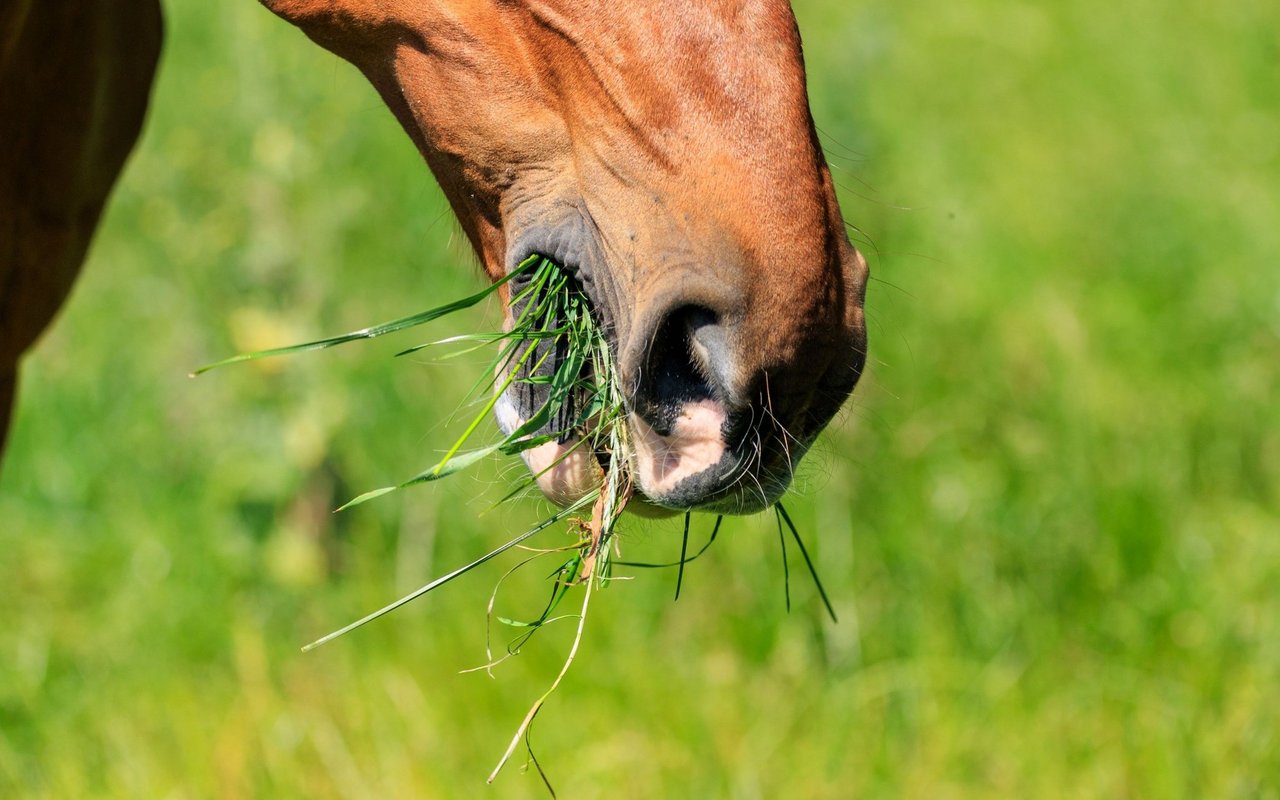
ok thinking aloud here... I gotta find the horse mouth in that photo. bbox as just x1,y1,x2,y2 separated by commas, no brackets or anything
490,263,608,507
491,266,801,514
496,392,797,515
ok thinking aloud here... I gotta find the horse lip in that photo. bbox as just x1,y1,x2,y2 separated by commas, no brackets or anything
623,402,806,514
636,453,788,514
498,232,819,512
680,443,807,514
496,250,814,512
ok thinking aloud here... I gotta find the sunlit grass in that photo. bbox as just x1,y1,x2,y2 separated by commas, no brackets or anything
1,0,1278,796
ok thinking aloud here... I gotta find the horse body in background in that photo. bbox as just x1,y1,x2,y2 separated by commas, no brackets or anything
0,0,867,513
0,1,162,455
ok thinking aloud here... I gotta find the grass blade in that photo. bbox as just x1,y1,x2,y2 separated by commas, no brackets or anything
301,493,595,652
192,257,536,375
674,512,690,601
776,507,791,613
776,502,838,623
488,574,594,784
615,515,722,569
334,443,506,511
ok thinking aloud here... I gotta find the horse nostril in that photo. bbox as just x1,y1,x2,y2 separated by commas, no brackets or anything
638,305,725,434
685,309,734,392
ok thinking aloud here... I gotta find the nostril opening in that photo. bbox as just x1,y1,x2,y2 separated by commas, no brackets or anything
639,305,719,434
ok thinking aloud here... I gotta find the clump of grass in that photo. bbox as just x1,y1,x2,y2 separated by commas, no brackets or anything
196,255,634,780
194,254,834,788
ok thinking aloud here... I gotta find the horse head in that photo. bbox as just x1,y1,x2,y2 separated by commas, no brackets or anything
262,0,868,514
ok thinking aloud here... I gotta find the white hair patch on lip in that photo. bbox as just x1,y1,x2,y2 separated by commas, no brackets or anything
494,394,522,437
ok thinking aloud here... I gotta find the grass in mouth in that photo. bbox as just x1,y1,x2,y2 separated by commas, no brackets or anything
195,254,834,788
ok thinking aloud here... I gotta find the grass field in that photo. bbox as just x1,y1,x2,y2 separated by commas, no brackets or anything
2,0,1278,796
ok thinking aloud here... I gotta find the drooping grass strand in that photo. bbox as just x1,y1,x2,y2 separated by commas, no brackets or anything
674,512,691,601
776,502,838,623
301,491,597,652
192,254,540,375
776,506,791,613
614,515,723,569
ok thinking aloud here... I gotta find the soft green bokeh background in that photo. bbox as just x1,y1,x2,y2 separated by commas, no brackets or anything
3,1,1278,796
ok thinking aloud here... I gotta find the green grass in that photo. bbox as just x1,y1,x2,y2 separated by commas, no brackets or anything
2,0,1279,796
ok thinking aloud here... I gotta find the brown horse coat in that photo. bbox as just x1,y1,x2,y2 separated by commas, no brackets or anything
0,0,162,453
0,0,867,512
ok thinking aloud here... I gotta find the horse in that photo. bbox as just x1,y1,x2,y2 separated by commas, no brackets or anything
0,1,162,459
0,0,868,514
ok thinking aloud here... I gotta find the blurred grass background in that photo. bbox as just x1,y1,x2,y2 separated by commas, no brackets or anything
2,0,1278,796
